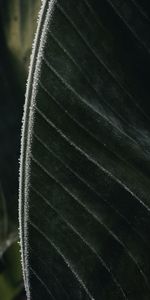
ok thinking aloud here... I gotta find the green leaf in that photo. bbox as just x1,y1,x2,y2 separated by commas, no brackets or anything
0,242,23,300
0,1,41,262
19,0,150,299
0,0,41,82
0,184,17,258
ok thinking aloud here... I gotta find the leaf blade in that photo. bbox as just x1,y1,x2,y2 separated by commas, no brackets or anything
20,0,150,299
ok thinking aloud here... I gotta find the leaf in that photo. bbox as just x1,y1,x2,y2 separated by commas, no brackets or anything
0,1,40,298
19,0,150,299
0,0,41,242
0,184,17,259
0,242,24,300
0,0,41,81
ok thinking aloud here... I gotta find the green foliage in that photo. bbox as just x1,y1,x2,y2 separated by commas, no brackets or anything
0,0,40,299
20,0,150,299
0,243,23,300
0,0,41,82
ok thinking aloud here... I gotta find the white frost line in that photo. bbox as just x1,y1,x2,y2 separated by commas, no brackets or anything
43,56,137,146
105,0,150,53
47,29,143,139
31,186,127,299
36,106,150,214
57,2,150,123
19,0,56,299
31,156,149,287
31,254,71,299
30,267,56,300
130,0,150,21
34,131,149,248
30,221,95,300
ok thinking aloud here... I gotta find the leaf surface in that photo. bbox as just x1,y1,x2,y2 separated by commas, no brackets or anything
20,0,150,299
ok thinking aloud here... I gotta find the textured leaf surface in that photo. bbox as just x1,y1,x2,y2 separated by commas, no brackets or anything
20,0,150,299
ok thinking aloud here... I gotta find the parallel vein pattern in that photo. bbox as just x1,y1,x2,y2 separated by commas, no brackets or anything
20,0,150,299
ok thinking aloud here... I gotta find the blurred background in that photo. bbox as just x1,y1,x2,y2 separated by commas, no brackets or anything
0,1,41,299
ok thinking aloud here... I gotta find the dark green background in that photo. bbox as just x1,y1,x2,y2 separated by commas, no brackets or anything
0,1,40,299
